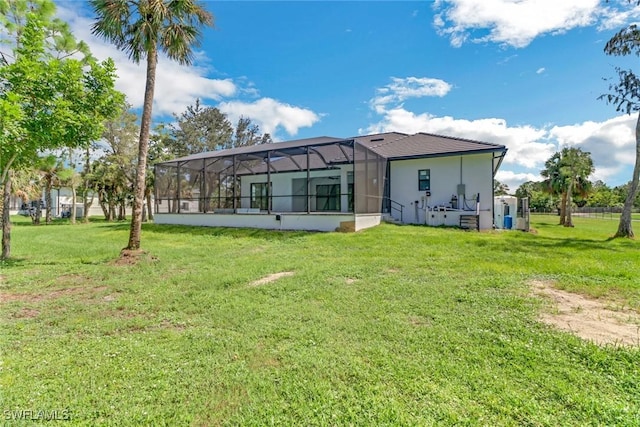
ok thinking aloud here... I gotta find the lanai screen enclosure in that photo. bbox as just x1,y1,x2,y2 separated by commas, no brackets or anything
154,137,388,231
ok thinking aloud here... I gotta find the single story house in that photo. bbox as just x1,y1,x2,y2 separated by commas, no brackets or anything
154,132,507,231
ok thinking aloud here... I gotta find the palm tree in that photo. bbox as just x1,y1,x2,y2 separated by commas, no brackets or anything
90,0,213,251
559,148,594,227
541,152,568,224
541,148,594,227
37,155,69,224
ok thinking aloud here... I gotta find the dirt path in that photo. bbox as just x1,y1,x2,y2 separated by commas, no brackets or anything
531,280,640,346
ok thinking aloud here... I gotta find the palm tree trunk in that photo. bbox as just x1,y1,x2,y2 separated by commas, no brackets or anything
615,111,640,238
1,172,12,260
126,46,157,250
83,147,92,223
107,192,115,221
118,201,126,221
71,183,77,224
559,192,568,225
45,178,53,224
33,199,41,225
564,180,574,227
98,189,109,220
83,193,93,224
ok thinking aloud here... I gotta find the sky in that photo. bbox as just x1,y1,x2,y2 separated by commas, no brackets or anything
54,0,640,191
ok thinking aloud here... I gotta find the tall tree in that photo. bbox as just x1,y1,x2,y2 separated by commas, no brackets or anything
541,152,568,224
493,179,510,196
0,10,122,259
37,155,67,224
91,0,213,251
558,148,594,227
99,105,139,221
541,148,594,227
600,1,640,237
233,116,272,148
515,181,555,212
171,100,233,155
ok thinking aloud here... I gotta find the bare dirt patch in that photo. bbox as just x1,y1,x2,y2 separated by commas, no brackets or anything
57,274,91,286
12,308,40,318
112,249,157,266
531,280,640,346
408,315,432,327
0,285,108,304
248,271,295,287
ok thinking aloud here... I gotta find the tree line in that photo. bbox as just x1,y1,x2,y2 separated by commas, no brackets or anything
3,0,640,260
497,145,639,228
5,96,271,231
0,0,272,260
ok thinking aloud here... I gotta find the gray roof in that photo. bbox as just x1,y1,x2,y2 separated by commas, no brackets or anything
355,132,506,160
159,132,506,168
168,136,347,163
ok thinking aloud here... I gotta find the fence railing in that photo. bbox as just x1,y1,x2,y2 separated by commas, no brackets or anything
531,207,640,219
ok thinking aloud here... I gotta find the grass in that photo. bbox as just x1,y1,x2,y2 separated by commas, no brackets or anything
1,214,639,425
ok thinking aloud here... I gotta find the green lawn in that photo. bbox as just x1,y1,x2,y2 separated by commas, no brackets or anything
1,215,639,425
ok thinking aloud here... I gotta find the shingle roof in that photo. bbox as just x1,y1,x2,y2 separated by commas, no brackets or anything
159,132,506,167
354,132,506,160
168,136,346,163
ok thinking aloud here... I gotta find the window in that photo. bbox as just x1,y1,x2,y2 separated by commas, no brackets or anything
316,184,340,211
418,169,430,191
250,182,271,210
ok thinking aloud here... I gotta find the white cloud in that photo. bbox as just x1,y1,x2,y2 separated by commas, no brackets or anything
366,107,554,169
495,170,542,191
55,4,322,136
433,0,640,48
536,67,546,74
56,5,237,116
365,73,638,189
218,98,320,138
598,4,640,30
366,107,638,188
371,77,452,113
549,114,637,182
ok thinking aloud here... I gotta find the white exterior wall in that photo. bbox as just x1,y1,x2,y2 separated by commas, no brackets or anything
154,213,357,232
355,214,382,231
240,166,351,212
389,153,494,230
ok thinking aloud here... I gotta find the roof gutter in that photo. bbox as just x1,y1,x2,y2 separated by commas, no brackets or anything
492,148,508,177
385,147,506,162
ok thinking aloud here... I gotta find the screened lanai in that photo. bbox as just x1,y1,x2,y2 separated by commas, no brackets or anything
154,137,388,230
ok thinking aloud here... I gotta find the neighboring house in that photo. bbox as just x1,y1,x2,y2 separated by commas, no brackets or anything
154,132,507,231
9,187,109,219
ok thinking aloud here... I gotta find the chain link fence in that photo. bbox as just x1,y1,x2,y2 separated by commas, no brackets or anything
531,206,640,219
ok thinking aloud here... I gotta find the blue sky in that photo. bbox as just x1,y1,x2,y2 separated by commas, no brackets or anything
56,0,640,191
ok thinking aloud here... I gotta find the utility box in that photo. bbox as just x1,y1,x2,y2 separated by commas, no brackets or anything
494,196,517,229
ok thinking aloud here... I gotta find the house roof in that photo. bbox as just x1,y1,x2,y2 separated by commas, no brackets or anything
158,132,507,169
354,132,506,160
168,136,347,163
